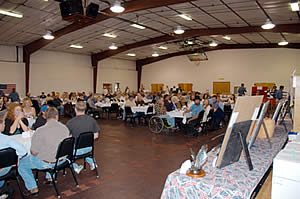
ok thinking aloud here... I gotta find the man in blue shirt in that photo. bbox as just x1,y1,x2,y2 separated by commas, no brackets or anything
8,88,20,103
184,96,204,136
0,110,39,196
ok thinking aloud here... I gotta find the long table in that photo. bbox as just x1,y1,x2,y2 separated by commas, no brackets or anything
161,124,289,199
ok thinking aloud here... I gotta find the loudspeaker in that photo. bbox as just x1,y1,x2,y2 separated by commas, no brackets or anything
86,3,99,18
59,0,84,18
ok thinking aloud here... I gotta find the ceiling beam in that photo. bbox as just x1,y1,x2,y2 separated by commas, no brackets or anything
136,43,300,66
23,0,198,55
92,23,300,61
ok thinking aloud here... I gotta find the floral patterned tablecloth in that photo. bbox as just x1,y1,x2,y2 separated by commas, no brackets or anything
161,125,288,199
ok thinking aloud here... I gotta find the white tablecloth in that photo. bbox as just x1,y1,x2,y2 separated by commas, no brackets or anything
11,133,33,153
166,110,192,119
131,106,153,114
95,102,112,108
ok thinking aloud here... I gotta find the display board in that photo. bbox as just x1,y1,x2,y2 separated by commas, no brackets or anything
216,95,263,168
178,83,192,92
151,84,164,93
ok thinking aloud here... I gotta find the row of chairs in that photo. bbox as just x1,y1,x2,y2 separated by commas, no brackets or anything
86,103,120,119
0,132,98,198
124,106,155,126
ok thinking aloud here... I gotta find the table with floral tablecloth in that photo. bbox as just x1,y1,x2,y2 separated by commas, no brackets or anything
161,124,289,199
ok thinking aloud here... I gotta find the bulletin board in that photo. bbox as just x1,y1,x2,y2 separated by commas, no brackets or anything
213,81,230,94
216,95,263,168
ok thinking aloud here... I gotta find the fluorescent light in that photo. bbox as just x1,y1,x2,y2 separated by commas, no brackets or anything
209,41,218,47
127,53,136,57
290,0,300,11
261,19,275,30
174,26,184,35
70,44,83,49
278,39,289,46
43,31,54,40
187,40,194,45
130,23,146,30
0,10,23,18
152,52,159,57
223,35,231,40
110,0,125,13
109,43,118,50
103,33,117,38
158,46,168,50
178,14,192,21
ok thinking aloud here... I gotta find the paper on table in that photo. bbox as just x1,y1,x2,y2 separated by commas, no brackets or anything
179,160,192,174
251,107,260,120
228,112,239,128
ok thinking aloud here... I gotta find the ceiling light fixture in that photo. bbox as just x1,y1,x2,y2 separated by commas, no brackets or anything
103,33,117,38
110,0,125,13
187,40,194,45
43,30,54,40
261,19,275,30
223,35,231,40
290,0,300,11
158,46,168,50
278,39,289,46
209,40,218,47
70,44,83,49
127,53,136,57
130,23,146,29
174,26,185,35
0,10,23,18
109,43,118,50
152,52,159,57
178,14,192,21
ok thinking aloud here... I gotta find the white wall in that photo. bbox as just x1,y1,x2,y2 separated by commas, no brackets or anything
97,58,137,93
0,45,25,95
142,48,300,93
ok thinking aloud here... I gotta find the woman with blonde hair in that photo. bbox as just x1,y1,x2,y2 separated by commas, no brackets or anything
3,103,29,135
22,98,36,118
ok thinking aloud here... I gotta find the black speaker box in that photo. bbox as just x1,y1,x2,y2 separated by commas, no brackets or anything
86,3,99,18
59,0,84,18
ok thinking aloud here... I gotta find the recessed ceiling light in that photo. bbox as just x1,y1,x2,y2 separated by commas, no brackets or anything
44,0,48,1
127,53,136,57
152,52,159,57
110,0,125,13
261,19,275,30
187,40,194,45
109,43,118,50
223,35,231,40
43,31,54,40
70,44,83,49
178,14,192,21
130,23,146,29
103,33,117,38
0,10,23,18
174,26,185,35
158,46,168,50
278,39,289,46
209,41,218,47
290,0,300,11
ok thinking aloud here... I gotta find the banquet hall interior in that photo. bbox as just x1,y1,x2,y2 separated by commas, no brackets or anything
0,0,300,198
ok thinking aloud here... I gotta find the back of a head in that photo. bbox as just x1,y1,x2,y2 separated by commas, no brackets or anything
45,107,58,120
75,101,87,113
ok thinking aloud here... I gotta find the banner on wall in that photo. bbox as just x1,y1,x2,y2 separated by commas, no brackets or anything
0,84,16,94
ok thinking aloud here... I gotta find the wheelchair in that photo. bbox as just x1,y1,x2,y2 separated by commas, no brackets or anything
148,115,174,134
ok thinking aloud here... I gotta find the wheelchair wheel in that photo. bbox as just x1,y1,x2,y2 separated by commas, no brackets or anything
149,116,164,134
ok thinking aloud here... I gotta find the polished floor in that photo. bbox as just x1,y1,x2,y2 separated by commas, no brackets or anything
8,118,225,199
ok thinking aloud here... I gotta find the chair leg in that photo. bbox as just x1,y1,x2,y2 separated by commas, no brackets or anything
15,175,25,199
92,158,100,178
84,161,87,170
69,165,79,187
50,173,60,198
35,171,39,182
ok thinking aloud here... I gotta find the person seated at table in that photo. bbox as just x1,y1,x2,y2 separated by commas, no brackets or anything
32,105,48,130
184,96,204,136
154,98,166,115
30,107,70,184
3,103,29,135
135,93,145,106
0,110,39,196
171,96,181,110
125,95,136,107
0,96,9,111
22,98,36,119
66,101,100,174
8,88,20,103
210,95,225,130
164,95,175,112
39,92,47,99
